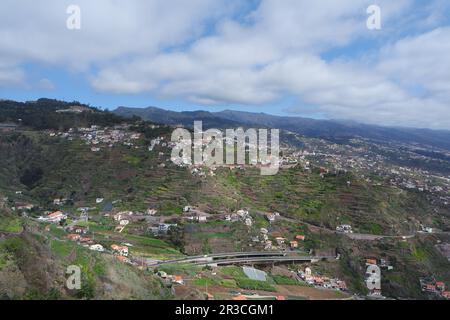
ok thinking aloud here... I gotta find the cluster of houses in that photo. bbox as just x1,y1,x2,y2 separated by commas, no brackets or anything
294,134,450,209
298,267,347,291
148,136,168,151
156,271,185,286
258,230,306,251
420,277,450,299
48,124,142,153
225,209,253,227
111,244,132,264
183,206,207,223
65,224,132,264
66,233,94,245
112,211,133,233
65,225,107,253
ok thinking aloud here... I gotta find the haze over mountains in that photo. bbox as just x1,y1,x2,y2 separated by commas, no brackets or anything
114,106,450,151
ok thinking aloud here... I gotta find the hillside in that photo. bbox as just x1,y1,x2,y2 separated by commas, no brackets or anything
1,99,449,300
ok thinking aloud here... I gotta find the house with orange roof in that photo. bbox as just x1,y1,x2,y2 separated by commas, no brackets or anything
313,276,324,285
295,235,306,241
171,275,184,285
67,234,81,242
116,255,131,264
290,241,298,249
366,259,377,266
79,237,93,244
232,295,247,301
46,211,67,223
111,244,129,256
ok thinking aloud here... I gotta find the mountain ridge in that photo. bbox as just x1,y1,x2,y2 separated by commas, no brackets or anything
113,105,450,150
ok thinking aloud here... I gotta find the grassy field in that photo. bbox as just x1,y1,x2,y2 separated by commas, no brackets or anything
0,217,23,233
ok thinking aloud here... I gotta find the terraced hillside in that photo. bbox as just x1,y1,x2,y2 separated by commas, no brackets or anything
0,101,449,299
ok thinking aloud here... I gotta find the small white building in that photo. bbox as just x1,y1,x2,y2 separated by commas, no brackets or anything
89,244,105,252
119,219,130,226
183,206,191,213
45,211,67,223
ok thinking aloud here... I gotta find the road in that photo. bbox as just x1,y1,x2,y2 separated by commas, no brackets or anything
192,255,334,266
148,250,334,266
148,251,291,266
346,233,415,240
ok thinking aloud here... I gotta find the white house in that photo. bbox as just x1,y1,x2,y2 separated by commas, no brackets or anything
236,209,248,217
89,244,105,252
45,211,67,223
183,206,191,213
119,219,130,226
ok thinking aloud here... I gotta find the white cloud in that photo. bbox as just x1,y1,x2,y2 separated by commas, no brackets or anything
0,0,228,68
378,27,450,99
1,0,450,129
0,66,25,87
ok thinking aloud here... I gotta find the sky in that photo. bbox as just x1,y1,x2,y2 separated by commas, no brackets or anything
1,0,450,129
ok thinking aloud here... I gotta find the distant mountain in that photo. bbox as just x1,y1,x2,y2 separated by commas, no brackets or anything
114,106,450,150
113,106,246,129
0,98,126,131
